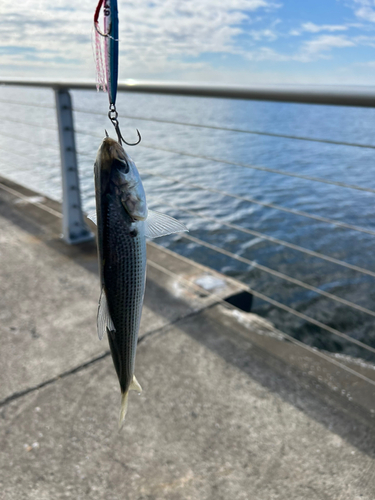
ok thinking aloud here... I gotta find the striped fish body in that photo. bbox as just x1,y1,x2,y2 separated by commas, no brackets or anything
93,137,187,426
94,137,146,423
103,195,146,395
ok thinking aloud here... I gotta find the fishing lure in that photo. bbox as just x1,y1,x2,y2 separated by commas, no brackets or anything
92,0,187,427
93,0,140,145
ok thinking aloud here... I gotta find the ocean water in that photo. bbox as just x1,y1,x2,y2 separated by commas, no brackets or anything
1,85,375,361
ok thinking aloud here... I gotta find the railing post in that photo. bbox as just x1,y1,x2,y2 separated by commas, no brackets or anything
54,88,94,244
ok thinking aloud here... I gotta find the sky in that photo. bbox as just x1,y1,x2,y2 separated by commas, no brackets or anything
2,0,375,85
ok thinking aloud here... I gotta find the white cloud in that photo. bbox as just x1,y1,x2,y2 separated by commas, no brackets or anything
245,47,290,61
242,34,357,64
352,0,375,22
301,22,348,33
355,59,375,66
0,0,280,79
296,34,355,61
250,19,281,40
353,34,375,46
0,0,372,85
250,28,278,41
290,22,348,36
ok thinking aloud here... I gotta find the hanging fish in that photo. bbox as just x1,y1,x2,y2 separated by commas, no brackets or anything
91,0,185,426
89,137,187,427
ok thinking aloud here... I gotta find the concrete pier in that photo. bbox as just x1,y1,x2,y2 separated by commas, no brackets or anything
1,175,375,499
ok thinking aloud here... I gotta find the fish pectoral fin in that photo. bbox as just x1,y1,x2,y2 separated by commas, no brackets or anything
130,375,142,393
97,288,115,340
144,209,188,239
87,210,97,225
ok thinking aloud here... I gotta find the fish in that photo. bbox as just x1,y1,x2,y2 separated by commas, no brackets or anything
90,136,187,427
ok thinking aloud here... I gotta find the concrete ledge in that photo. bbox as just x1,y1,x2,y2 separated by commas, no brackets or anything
1,176,375,499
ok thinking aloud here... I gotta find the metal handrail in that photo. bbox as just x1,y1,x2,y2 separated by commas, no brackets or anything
1,78,375,107
1,79,375,367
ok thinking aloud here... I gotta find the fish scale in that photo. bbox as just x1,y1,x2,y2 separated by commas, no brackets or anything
104,198,146,394
93,136,187,427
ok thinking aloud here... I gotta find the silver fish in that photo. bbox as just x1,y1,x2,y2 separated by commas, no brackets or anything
91,137,187,427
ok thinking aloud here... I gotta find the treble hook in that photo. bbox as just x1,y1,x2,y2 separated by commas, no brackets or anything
114,121,141,147
108,105,141,146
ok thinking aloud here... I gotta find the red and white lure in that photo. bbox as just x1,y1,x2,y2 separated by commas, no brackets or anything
93,0,140,146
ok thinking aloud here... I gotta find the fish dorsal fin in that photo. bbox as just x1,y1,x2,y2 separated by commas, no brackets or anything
97,288,115,340
87,210,97,225
144,209,188,239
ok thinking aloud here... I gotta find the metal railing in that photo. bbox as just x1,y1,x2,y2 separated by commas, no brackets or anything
2,78,375,106
1,78,375,390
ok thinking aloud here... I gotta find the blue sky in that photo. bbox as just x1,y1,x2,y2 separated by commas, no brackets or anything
2,0,375,85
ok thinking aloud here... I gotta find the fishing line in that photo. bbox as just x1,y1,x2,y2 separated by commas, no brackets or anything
93,0,141,146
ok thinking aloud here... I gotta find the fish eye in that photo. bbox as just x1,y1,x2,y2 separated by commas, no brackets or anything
112,158,129,174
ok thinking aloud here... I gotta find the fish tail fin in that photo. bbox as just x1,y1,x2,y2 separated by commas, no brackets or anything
130,375,142,393
118,375,142,429
118,390,129,429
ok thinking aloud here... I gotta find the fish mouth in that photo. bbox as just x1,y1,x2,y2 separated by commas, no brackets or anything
98,137,128,171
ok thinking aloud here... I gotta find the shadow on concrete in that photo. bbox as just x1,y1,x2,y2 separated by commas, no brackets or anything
2,185,375,460
142,293,375,460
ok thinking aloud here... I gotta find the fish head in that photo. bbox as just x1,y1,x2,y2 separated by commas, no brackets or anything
96,137,147,221
95,136,124,172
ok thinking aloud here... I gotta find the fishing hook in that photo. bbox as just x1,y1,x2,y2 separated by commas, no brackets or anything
108,105,141,146
93,0,119,40
94,22,119,41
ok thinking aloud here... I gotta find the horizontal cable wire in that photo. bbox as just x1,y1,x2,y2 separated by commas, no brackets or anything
1,142,374,362
5,142,374,279
148,240,375,355
170,231,375,321
141,169,375,237
0,131,59,151
140,144,375,194
0,157,60,186
0,98,55,110
75,147,375,237
0,116,57,132
147,256,375,386
74,128,375,193
4,149,373,323
73,107,375,150
153,200,375,278
0,147,61,168
5,143,372,279
0,146,38,161
18,144,375,239
74,134,375,236
77,127,375,193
